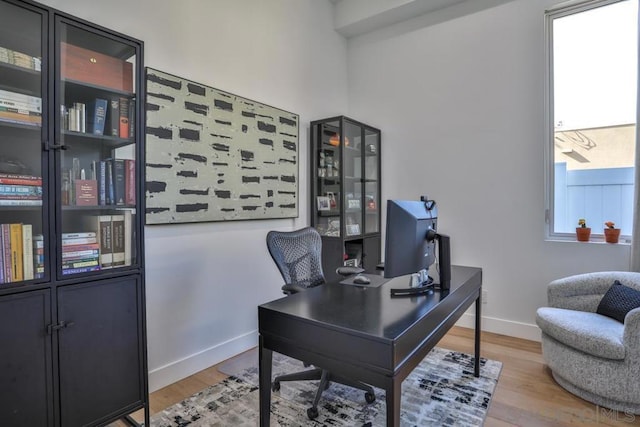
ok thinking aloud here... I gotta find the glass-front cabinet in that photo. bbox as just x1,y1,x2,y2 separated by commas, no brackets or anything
57,18,139,278
0,1,46,285
311,116,381,283
0,1,147,426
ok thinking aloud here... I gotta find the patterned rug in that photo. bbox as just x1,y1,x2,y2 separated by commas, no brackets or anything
150,347,502,426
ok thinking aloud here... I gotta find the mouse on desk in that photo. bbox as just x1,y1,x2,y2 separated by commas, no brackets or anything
353,274,371,285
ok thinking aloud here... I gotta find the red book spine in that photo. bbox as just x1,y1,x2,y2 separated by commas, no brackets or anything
0,178,43,185
119,97,129,138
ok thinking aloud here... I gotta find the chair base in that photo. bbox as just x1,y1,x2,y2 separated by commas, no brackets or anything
273,367,376,419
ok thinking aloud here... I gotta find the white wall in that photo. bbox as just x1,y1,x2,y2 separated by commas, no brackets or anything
38,0,348,391
346,0,631,340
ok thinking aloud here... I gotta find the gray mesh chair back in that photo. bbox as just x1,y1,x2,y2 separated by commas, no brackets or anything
265,226,376,420
266,227,325,292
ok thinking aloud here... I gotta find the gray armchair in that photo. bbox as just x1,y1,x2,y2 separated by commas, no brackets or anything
536,271,640,414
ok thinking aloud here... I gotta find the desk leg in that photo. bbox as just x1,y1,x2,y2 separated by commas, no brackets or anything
259,335,273,427
474,289,481,377
386,378,401,426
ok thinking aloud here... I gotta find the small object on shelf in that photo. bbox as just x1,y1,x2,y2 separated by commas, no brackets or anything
317,196,330,211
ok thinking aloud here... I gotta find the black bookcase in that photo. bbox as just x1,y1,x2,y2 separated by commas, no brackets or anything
310,116,381,283
0,0,148,425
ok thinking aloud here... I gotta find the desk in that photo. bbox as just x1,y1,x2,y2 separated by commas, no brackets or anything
258,265,482,426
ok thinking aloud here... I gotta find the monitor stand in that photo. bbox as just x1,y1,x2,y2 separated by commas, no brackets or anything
434,233,451,290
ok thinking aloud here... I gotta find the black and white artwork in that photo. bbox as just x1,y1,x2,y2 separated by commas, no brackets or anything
145,68,299,224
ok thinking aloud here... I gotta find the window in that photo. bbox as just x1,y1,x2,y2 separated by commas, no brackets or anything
546,0,637,240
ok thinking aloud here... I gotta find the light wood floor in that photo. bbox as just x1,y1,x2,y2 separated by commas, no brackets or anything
125,326,640,426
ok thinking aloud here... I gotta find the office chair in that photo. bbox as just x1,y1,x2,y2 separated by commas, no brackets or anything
266,227,376,420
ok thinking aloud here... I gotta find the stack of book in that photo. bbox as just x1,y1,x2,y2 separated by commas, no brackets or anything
0,46,41,71
0,223,35,284
61,232,100,275
0,173,42,206
0,89,42,127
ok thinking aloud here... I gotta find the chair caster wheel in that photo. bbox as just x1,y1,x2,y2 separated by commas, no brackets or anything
271,381,280,391
365,392,375,403
307,407,319,419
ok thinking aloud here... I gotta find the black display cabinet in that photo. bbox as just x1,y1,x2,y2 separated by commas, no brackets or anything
310,116,381,283
0,0,148,425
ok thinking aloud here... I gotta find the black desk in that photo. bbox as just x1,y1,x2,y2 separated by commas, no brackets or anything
258,265,482,426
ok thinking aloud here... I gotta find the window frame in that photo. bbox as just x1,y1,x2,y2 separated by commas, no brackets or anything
544,0,637,242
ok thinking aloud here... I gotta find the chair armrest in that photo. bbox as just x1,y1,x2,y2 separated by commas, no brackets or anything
336,266,365,276
623,307,640,355
281,283,308,295
547,272,639,312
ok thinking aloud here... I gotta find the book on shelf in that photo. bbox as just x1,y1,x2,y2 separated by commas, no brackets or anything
109,97,120,137
87,98,108,135
62,265,100,275
106,160,114,205
0,89,41,110
61,231,96,239
0,199,42,206
111,214,125,266
119,97,129,138
74,179,97,206
22,224,33,280
0,46,41,71
128,98,135,138
62,248,99,260
9,223,23,282
34,234,44,279
0,109,41,127
113,158,126,205
124,209,132,266
0,98,41,114
0,176,42,186
125,159,135,205
62,258,99,269
0,184,42,195
98,160,107,205
61,236,98,245
96,215,113,268
1,224,11,282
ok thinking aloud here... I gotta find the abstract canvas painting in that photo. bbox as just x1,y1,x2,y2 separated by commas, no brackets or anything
144,68,299,224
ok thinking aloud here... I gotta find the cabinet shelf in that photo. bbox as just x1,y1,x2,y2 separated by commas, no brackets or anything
63,78,134,97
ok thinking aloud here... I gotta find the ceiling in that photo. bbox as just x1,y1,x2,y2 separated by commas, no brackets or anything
331,0,515,38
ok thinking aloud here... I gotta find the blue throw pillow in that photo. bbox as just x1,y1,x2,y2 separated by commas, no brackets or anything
596,280,640,323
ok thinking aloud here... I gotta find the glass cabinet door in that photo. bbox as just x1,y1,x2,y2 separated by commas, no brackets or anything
0,1,46,286
313,119,342,237
343,120,363,238
56,19,138,278
363,126,380,234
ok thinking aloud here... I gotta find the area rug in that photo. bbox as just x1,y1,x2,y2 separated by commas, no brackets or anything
150,347,502,426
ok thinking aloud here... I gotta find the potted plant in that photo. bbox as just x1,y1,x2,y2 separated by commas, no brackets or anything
604,221,621,244
576,219,591,242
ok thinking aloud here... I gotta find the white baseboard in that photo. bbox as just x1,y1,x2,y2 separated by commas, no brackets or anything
148,316,540,392
148,330,258,392
455,312,542,342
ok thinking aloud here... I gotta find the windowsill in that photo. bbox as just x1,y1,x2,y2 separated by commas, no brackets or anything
545,236,632,245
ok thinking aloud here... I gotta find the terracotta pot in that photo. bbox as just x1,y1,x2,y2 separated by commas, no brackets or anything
576,227,591,242
604,228,621,244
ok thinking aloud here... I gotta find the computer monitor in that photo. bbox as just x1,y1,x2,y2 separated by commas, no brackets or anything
383,199,438,279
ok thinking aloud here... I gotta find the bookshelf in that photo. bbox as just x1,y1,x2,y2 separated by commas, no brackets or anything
0,0,148,426
310,116,382,283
